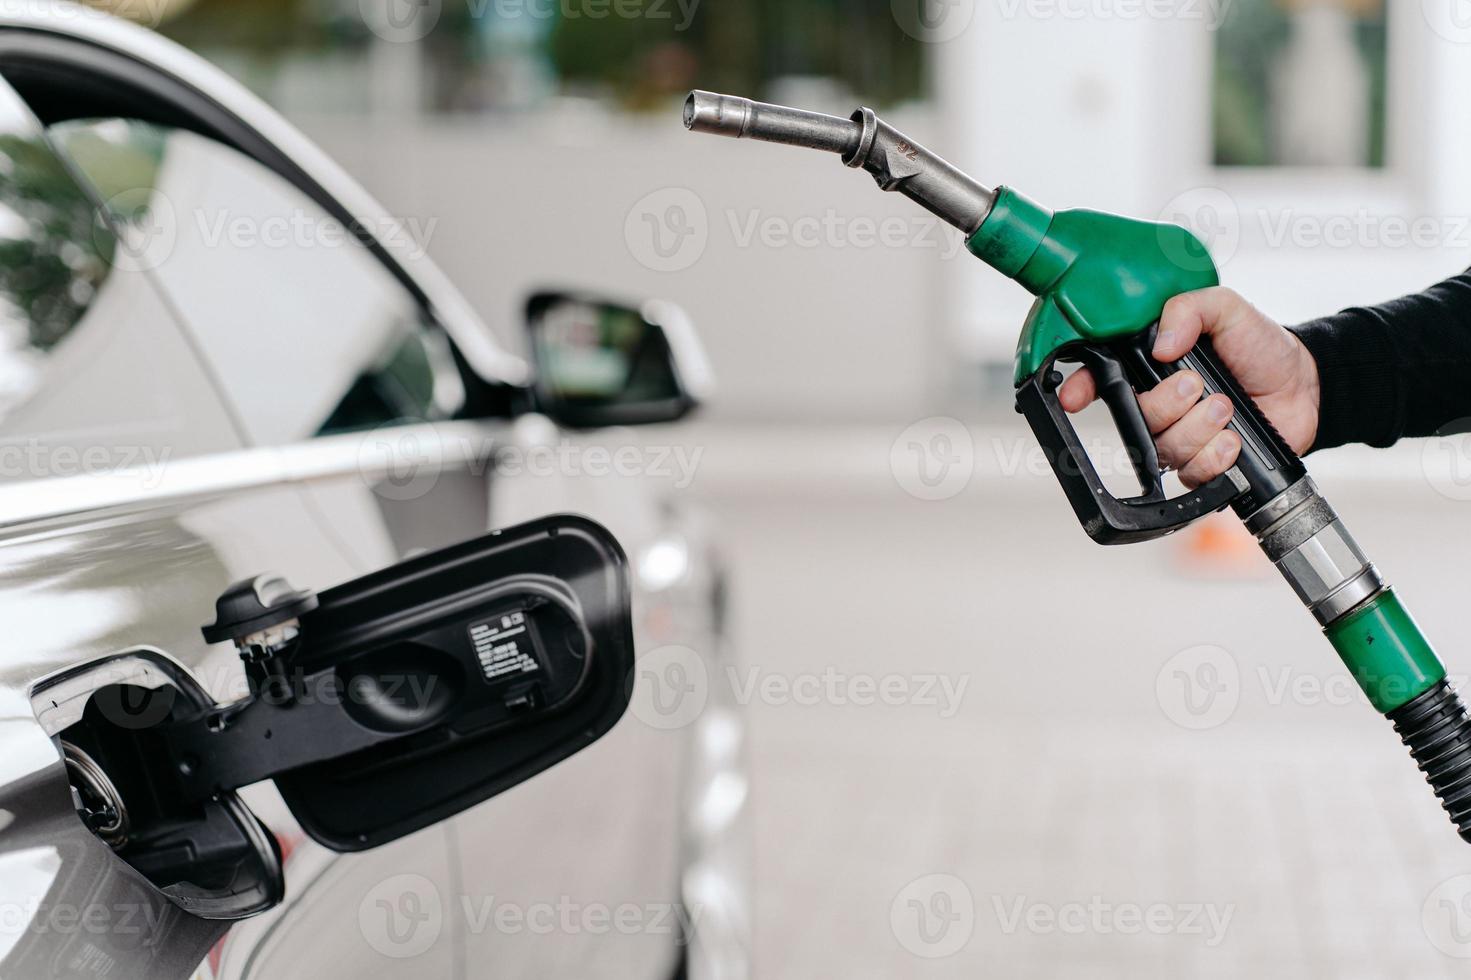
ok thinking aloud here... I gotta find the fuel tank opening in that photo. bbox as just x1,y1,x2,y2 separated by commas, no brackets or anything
33,654,285,921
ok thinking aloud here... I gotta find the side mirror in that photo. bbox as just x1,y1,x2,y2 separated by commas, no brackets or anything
525,291,712,428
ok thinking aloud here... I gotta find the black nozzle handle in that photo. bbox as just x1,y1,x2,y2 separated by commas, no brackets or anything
1112,327,1306,518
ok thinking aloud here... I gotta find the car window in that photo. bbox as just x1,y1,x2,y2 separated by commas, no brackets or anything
0,114,103,412
48,118,465,446
0,75,245,474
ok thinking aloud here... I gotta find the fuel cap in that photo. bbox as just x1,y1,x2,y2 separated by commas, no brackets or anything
203,574,319,645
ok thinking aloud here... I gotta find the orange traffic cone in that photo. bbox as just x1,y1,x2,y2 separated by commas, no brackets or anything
1173,511,1268,578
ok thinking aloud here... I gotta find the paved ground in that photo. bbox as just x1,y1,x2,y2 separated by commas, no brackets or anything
687,426,1471,978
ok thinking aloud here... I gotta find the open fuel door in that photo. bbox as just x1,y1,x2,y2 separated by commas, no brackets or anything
181,513,636,851
39,514,635,919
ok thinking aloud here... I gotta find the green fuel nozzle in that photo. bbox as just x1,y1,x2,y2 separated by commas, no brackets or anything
685,89,1471,845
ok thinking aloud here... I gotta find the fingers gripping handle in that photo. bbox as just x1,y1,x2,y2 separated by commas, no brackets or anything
1114,326,1306,517
1014,344,1242,545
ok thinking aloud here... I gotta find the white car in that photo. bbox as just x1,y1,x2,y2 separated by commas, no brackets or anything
0,4,747,978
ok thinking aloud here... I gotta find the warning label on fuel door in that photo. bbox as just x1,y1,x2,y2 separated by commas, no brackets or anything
470,611,541,682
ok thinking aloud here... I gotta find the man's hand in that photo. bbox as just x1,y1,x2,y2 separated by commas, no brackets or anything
1057,287,1321,488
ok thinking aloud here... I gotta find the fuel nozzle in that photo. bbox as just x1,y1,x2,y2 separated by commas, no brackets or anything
684,90,995,235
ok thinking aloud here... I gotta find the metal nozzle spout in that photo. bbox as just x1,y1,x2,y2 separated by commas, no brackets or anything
683,90,861,156
683,90,995,235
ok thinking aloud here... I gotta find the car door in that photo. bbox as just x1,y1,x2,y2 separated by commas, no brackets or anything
0,23,692,980
41,118,688,980
0,76,647,977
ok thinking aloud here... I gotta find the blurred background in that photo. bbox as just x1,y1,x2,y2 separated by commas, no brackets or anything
121,0,1470,419
90,0,1471,974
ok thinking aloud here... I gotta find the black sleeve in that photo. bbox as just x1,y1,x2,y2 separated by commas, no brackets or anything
1287,271,1471,451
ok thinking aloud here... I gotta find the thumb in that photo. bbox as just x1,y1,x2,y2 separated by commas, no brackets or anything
1152,287,1251,362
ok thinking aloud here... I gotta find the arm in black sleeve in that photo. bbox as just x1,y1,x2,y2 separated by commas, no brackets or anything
1287,271,1471,451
